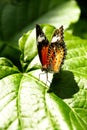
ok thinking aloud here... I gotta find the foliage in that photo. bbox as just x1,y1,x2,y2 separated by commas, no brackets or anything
0,0,87,129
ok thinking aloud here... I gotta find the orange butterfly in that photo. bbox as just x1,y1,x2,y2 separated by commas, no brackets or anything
36,24,67,74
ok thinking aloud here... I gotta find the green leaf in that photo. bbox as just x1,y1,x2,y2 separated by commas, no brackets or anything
13,0,80,41
64,32,87,79
0,64,85,129
0,0,80,41
0,57,19,79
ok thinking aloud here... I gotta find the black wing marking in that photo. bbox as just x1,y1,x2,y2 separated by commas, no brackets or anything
36,24,49,45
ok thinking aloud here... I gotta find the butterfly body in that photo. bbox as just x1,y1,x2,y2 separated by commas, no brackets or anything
36,24,66,73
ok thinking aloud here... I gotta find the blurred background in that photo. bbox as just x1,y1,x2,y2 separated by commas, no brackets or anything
0,0,87,67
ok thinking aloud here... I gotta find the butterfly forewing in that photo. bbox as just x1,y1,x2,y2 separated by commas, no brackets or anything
36,24,49,71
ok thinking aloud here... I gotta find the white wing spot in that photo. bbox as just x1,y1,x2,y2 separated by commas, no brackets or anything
38,35,45,42
51,36,60,43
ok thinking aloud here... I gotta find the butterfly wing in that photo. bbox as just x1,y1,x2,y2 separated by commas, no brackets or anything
36,24,49,71
47,26,66,73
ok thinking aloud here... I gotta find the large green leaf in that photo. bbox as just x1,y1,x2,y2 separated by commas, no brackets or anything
0,24,87,129
13,0,80,42
0,0,72,40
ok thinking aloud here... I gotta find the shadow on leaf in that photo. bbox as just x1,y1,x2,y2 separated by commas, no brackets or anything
48,70,79,99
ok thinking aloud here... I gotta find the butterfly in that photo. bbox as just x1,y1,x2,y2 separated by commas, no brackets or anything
36,24,66,75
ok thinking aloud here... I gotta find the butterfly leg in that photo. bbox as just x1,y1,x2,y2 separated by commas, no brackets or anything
38,72,50,86
46,73,51,86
